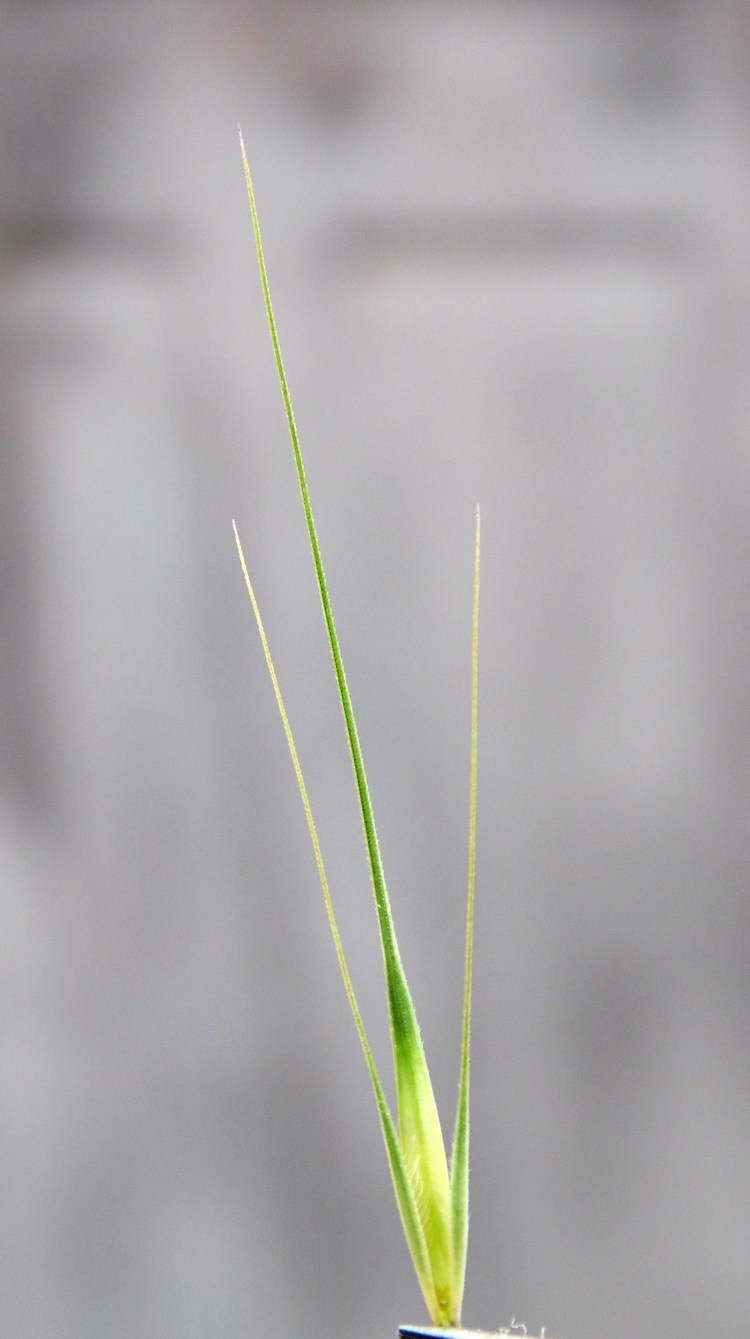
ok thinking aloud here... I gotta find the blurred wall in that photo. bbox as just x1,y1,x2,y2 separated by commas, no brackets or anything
2,3,750,1337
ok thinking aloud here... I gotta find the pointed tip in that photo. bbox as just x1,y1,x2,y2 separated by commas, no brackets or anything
232,518,246,564
238,125,250,171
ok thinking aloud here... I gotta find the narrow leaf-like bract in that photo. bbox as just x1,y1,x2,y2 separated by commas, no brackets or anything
449,506,480,1316
232,523,435,1315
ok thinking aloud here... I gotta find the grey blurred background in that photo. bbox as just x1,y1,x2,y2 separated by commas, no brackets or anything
2,2,750,1337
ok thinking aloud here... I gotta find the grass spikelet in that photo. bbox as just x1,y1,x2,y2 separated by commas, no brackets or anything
235,129,480,1326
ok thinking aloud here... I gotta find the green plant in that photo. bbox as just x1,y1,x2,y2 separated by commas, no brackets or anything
234,132,480,1328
